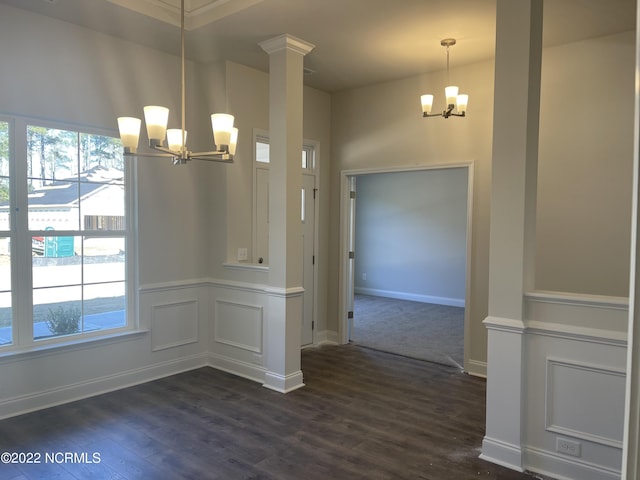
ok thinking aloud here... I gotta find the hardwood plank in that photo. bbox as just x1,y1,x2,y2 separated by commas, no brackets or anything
0,345,547,480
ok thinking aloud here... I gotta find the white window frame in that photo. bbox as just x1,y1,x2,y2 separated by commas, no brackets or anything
0,114,138,355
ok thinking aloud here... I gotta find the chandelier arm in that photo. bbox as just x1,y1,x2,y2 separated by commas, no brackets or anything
152,145,180,155
190,149,231,156
123,152,174,158
191,155,233,163
123,151,234,163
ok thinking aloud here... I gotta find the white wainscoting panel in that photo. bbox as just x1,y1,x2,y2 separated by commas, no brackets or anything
151,299,199,352
214,299,263,353
208,281,268,384
520,292,628,480
546,359,625,448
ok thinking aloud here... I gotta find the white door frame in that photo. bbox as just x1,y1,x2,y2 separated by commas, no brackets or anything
338,161,475,371
301,170,317,345
252,128,320,346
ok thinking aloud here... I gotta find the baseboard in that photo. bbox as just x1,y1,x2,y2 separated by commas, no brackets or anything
467,359,487,378
524,446,621,480
0,353,210,420
354,287,465,308
480,436,524,472
314,330,339,345
263,370,305,393
207,352,266,384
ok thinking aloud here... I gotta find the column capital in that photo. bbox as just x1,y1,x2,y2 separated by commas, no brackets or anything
259,33,315,56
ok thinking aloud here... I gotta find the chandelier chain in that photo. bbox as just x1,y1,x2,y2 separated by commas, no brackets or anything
181,0,186,154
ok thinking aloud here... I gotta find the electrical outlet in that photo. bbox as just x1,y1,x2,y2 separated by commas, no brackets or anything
237,247,248,261
556,437,581,457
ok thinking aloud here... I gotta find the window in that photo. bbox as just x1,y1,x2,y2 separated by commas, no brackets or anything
0,117,134,350
254,137,314,169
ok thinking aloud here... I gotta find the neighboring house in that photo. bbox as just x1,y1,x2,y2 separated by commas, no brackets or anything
0,166,124,255
27,166,124,232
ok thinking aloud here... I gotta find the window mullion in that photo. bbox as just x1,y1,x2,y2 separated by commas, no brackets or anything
13,118,34,347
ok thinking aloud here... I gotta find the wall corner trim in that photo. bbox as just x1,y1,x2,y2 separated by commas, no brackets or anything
483,315,526,332
263,286,305,298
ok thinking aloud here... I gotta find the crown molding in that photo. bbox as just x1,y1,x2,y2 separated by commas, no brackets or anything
106,0,264,30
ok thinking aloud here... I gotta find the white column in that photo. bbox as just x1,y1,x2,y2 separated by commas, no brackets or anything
480,0,543,472
259,34,314,393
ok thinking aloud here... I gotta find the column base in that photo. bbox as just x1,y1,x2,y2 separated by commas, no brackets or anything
480,436,524,472
263,370,305,393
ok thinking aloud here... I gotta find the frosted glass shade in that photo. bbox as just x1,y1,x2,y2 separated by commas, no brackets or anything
117,117,141,152
457,94,469,113
445,86,459,107
167,129,187,151
229,127,239,156
143,106,169,142
211,113,235,148
420,94,434,115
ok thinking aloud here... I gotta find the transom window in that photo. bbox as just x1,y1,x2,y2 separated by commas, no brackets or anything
255,137,314,169
0,117,134,351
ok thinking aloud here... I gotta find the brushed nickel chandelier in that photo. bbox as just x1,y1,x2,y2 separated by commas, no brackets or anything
420,38,469,119
117,0,238,164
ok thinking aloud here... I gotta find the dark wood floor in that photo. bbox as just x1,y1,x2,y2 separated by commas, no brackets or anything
0,345,542,480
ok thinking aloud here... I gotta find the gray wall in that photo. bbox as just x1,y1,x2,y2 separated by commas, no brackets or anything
535,33,635,296
354,168,468,306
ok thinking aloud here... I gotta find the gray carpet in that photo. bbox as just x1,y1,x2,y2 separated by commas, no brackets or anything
352,294,464,368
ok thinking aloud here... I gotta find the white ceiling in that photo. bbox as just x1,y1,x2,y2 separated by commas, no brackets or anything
1,0,636,92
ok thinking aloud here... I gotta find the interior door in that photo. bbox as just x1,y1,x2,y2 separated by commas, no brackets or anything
301,173,315,345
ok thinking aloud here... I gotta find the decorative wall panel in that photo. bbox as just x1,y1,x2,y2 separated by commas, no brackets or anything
151,300,199,352
214,299,263,353
546,358,625,448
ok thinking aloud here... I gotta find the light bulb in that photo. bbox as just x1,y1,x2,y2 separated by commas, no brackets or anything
143,106,169,143
117,117,141,153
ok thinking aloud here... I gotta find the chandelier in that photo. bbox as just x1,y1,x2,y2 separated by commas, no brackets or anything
420,38,468,119
117,0,238,165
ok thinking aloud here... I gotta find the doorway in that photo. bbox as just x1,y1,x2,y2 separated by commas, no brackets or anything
339,164,473,370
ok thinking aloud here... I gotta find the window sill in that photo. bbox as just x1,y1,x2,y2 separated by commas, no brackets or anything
0,328,149,363
223,262,269,272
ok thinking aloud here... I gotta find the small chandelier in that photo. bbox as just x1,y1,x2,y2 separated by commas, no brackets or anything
420,38,469,119
117,0,238,165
